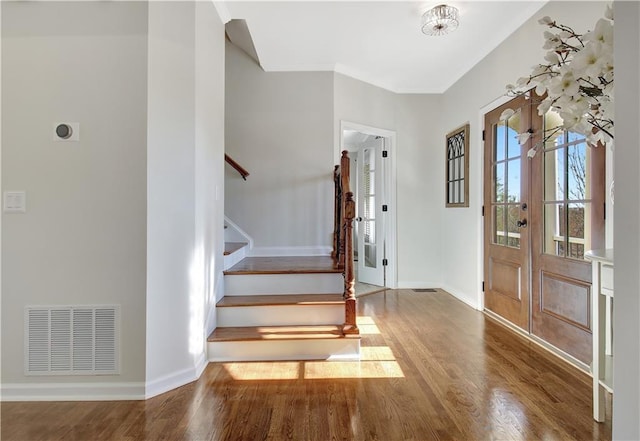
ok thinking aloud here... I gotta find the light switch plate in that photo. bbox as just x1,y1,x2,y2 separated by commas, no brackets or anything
3,191,26,213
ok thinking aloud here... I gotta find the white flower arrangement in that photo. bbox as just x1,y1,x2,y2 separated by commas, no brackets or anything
504,5,614,157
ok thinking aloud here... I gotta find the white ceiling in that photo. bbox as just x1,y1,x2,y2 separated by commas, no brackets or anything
222,1,548,94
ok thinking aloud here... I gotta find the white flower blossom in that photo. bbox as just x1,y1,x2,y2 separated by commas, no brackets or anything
517,131,533,145
516,76,530,88
548,71,580,97
605,5,613,21
544,51,560,64
499,108,515,121
537,99,553,116
538,16,553,26
572,41,610,79
505,5,614,149
585,18,614,46
543,31,561,50
559,111,582,130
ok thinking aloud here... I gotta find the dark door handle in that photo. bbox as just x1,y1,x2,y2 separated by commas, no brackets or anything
356,217,363,222
517,219,528,228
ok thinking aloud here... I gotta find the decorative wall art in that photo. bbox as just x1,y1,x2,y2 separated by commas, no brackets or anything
445,124,469,207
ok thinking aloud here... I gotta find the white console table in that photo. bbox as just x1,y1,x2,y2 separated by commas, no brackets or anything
585,248,614,422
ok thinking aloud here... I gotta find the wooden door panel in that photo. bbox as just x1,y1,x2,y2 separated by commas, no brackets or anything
489,258,521,301
540,272,591,330
533,271,592,363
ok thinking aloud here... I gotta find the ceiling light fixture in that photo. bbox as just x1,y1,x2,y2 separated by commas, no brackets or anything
421,4,460,36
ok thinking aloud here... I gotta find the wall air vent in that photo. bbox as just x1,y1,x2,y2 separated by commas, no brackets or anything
25,305,120,376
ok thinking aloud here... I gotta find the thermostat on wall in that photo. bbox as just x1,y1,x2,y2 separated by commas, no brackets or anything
53,122,79,142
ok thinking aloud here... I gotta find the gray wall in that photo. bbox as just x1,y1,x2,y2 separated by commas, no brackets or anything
333,73,443,288
225,42,334,254
1,0,226,399
1,2,148,388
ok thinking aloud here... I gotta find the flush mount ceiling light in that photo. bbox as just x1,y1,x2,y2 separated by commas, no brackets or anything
421,4,460,36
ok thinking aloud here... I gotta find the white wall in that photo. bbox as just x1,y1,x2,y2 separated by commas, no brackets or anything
146,1,226,398
225,42,334,255
194,0,226,340
1,2,148,396
612,3,640,439
394,93,444,288
440,1,608,308
334,73,443,288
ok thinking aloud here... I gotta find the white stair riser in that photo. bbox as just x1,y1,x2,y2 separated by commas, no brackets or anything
207,339,360,362
224,273,343,296
217,304,344,327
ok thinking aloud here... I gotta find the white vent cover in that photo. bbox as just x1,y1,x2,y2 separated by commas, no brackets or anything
25,305,120,375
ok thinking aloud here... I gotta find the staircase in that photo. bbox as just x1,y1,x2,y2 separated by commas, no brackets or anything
211,151,359,362
207,255,360,362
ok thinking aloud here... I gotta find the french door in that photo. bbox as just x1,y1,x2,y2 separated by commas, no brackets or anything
357,140,385,287
484,95,605,364
484,96,531,331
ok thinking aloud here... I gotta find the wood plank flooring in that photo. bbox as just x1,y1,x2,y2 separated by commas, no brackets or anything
1,289,612,441
224,256,342,275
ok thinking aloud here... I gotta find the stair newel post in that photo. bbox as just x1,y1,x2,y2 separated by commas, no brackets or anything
343,192,358,334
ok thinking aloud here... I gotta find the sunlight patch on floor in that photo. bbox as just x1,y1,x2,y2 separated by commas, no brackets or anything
359,346,396,361
222,362,300,380
304,360,404,379
356,316,381,334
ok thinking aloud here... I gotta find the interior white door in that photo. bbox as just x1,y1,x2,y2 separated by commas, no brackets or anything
357,139,385,286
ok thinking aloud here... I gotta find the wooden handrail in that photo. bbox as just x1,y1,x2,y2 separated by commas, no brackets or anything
225,154,250,180
332,151,358,335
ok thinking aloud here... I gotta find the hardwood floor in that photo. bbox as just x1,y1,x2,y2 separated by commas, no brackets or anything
1,289,611,441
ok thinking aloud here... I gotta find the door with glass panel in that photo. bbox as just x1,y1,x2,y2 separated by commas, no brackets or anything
357,140,385,287
483,96,531,331
530,109,605,364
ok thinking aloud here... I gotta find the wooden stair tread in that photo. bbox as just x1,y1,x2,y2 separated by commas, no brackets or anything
208,325,359,342
224,256,342,275
217,294,344,307
224,242,248,256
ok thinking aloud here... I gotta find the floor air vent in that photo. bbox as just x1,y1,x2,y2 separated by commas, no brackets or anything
413,289,437,293
25,305,119,375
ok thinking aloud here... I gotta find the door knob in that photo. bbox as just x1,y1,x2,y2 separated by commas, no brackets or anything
356,217,363,222
517,219,528,228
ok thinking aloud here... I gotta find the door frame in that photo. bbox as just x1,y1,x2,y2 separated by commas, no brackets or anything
477,95,513,310
339,120,397,289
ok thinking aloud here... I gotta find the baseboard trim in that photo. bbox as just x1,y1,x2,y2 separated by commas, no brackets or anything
1,381,145,401
396,282,441,290
439,284,482,311
145,362,201,399
194,353,208,379
2,358,211,402
247,246,332,257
